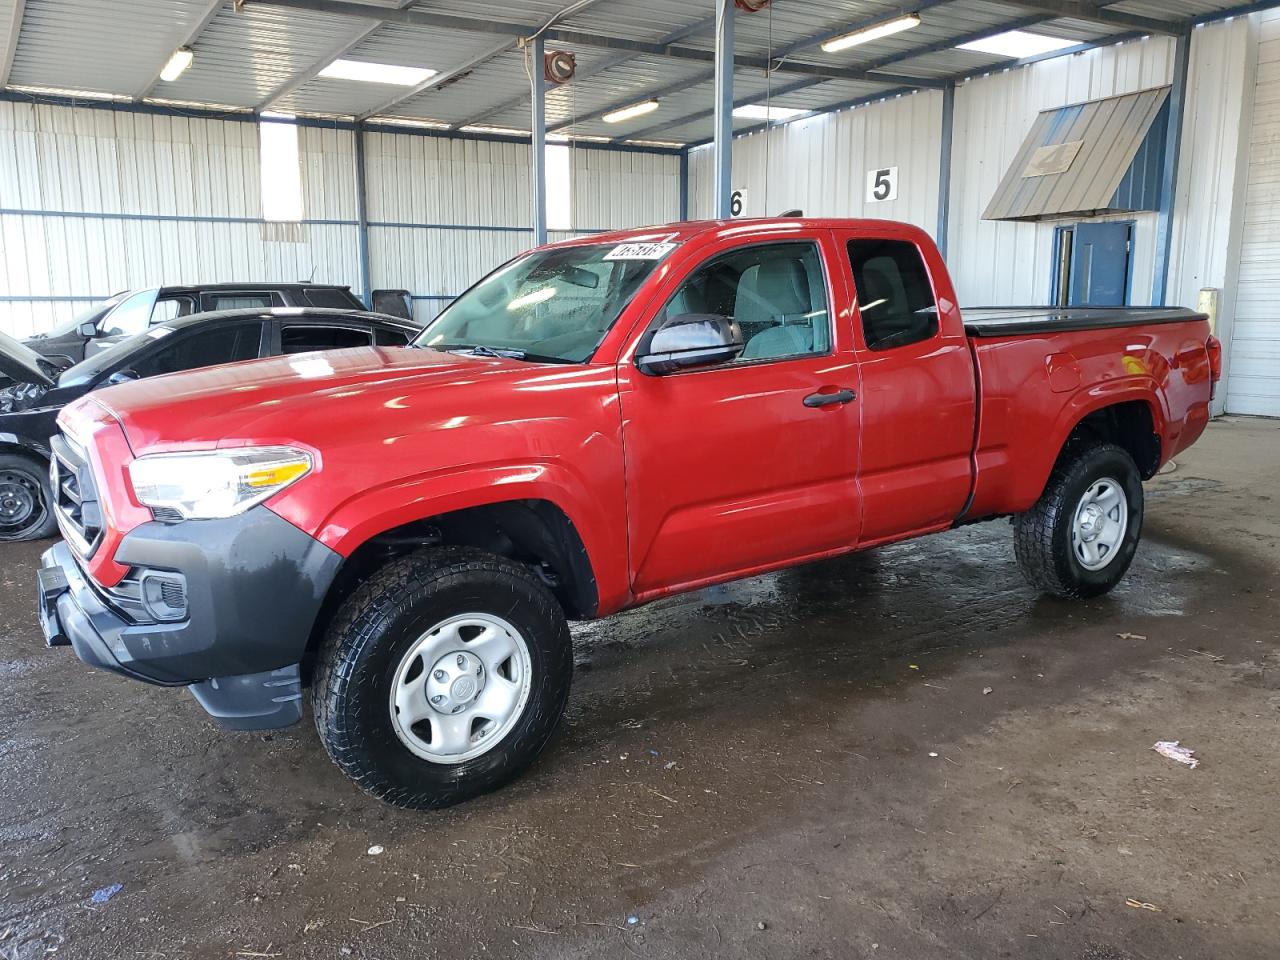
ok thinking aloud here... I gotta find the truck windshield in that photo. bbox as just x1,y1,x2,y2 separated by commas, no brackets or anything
416,244,665,363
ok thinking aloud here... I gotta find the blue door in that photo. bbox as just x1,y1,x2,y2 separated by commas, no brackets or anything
1068,222,1132,306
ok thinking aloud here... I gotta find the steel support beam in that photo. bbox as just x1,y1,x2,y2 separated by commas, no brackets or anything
936,81,955,258
1152,29,1191,306
461,15,717,130
253,0,940,89
135,0,225,100
257,20,382,111
531,35,548,245
622,14,1050,143
679,149,690,221
362,0,615,122
354,121,373,306
999,1,1184,35
1,0,26,88
713,0,733,219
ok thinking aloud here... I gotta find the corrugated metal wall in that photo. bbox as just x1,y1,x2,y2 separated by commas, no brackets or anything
688,89,943,233
948,37,1177,305
0,103,362,337
1224,9,1280,416
0,102,681,334
1166,16,1258,415
364,133,680,323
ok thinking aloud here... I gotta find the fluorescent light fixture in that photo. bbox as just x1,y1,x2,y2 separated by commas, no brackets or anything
8,84,128,101
625,138,684,148
375,116,452,130
821,14,920,53
733,104,809,121
460,124,528,137
318,59,437,86
958,30,1078,59
602,99,659,124
160,47,194,82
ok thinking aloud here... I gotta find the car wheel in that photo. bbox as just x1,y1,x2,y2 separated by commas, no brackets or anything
1013,442,1144,599
0,453,57,542
313,546,573,809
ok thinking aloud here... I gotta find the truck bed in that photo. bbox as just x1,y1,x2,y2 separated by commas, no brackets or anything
962,306,1207,338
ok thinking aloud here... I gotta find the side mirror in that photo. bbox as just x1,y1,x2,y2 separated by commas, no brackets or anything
79,322,98,338
105,369,139,386
636,313,744,376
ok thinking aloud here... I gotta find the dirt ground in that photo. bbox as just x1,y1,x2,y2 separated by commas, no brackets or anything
1,417,1277,960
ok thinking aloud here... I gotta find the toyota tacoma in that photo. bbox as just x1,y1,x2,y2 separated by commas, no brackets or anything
35,218,1220,809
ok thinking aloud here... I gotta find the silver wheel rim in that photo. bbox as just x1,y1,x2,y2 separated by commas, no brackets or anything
1071,477,1129,571
389,613,533,764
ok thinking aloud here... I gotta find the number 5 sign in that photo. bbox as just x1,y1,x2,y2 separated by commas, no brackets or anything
866,167,898,203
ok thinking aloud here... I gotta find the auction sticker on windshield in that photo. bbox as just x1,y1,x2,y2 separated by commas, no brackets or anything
604,241,677,261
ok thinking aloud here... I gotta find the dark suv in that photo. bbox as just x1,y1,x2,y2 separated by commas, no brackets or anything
23,284,368,365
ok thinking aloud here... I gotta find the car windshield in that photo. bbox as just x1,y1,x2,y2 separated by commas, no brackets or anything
415,243,669,363
38,294,128,339
58,324,176,388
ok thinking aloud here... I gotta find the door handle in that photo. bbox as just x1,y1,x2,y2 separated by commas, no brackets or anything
803,388,856,408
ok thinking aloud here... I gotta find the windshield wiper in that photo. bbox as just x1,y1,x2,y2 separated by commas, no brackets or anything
433,343,577,364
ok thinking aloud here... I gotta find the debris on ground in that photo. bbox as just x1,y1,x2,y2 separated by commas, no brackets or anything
1153,740,1200,769
626,916,639,926
756,921,768,930
1117,633,1147,640
928,752,939,758
367,845,385,856
89,883,123,904
1125,898,1162,912
982,687,993,695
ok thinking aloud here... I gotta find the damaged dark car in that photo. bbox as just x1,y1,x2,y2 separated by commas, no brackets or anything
0,307,421,542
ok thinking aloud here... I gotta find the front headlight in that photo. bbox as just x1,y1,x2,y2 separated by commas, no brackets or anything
128,446,313,520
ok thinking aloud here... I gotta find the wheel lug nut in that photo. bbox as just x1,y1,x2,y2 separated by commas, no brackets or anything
434,669,447,682
430,694,443,704
456,654,467,668
452,705,463,713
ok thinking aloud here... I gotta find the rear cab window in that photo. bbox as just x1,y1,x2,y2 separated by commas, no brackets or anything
846,239,939,351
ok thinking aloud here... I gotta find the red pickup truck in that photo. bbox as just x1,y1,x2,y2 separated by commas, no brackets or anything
36,218,1220,809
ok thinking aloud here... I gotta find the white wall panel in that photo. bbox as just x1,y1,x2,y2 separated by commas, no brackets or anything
688,89,943,234
571,148,681,231
1,100,682,335
1226,9,1280,417
365,131,680,322
0,102,362,337
948,36,1176,306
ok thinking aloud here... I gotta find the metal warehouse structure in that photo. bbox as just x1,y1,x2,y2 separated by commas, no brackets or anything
1,0,1279,414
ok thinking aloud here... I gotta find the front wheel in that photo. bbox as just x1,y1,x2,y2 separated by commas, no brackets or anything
1014,442,1144,599
313,547,573,809
0,453,57,542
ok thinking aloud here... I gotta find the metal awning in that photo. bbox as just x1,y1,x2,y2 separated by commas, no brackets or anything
983,86,1172,223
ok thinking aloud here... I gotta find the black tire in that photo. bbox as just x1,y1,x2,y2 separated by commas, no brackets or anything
1013,442,1144,599
0,452,57,542
313,546,573,809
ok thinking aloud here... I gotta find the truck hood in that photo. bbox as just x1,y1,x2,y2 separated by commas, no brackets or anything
84,345,574,451
0,330,58,388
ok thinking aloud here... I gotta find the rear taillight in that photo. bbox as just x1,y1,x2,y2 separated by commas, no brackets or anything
1206,335,1223,399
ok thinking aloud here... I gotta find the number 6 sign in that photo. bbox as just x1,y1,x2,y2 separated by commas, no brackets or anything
866,167,898,203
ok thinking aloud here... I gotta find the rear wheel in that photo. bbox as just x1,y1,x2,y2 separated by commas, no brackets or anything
0,453,57,542
313,547,573,809
1014,442,1144,599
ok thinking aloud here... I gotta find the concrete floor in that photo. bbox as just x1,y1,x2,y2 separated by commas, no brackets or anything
1,418,1278,960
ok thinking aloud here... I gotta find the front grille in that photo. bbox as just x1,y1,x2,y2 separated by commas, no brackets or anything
50,433,103,556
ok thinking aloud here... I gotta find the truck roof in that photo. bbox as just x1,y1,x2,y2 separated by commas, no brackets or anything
553,217,928,249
